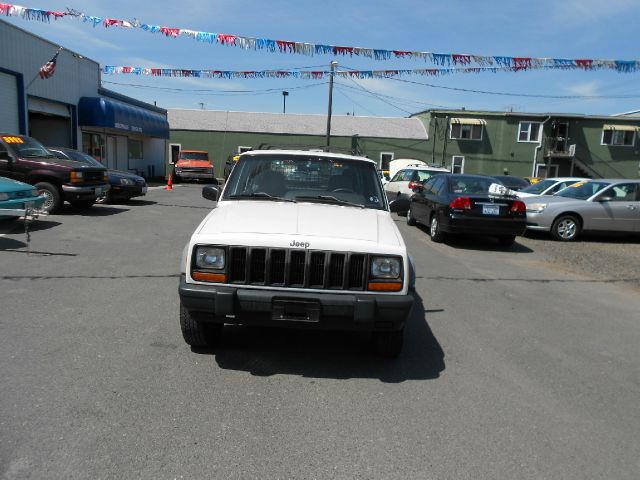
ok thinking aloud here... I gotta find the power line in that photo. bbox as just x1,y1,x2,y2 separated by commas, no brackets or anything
344,77,413,114
334,86,379,116
335,81,451,109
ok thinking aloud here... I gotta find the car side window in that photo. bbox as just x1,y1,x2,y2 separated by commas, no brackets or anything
422,177,436,194
390,170,404,182
602,184,637,202
401,170,414,181
432,176,446,195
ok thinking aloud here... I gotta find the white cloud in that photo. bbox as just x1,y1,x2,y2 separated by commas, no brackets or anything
565,81,600,97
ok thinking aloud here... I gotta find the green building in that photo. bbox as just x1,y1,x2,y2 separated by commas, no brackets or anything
167,109,430,179
411,109,640,179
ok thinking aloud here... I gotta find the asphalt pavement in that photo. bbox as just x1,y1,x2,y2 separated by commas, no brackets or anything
1,185,639,479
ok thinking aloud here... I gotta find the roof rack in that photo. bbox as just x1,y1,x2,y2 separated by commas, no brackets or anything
256,143,357,155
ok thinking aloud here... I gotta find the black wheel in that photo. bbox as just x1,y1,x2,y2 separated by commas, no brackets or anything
70,199,95,210
551,214,581,241
179,303,222,347
372,329,404,358
406,206,416,226
498,235,516,247
34,182,62,214
429,214,445,243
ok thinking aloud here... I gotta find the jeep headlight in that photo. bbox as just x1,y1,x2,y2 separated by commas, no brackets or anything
195,246,225,270
526,203,547,213
371,257,401,279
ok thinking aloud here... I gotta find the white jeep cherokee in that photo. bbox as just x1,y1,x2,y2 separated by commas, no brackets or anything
178,150,414,357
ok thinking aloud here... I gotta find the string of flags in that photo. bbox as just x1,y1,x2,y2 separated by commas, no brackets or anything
102,65,608,79
1,2,639,73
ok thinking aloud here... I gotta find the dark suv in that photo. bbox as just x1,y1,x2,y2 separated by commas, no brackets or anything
0,134,109,214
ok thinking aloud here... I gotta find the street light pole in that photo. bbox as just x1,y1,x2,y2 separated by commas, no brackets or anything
325,61,338,149
282,91,289,114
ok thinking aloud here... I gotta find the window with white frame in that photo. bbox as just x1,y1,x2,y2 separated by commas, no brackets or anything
518,122,542,142
450,124,482,140
602,129,635,146
451,155,464,174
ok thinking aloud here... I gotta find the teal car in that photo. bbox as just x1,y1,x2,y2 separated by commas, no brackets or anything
0,176,45,219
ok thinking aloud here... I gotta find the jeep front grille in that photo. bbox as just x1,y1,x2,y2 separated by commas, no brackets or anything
227,248,367,291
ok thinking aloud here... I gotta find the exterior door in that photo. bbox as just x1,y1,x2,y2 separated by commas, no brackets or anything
106,136,117,170
587,183,639,232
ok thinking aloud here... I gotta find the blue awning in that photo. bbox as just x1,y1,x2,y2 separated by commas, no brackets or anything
78,97,169,139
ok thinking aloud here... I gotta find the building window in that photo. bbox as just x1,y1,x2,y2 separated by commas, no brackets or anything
82,132,104,162
602,129,635,146
450,124,482,140
451,155,464,174
380,152,394,171
518,122,542,142
128,139,143,160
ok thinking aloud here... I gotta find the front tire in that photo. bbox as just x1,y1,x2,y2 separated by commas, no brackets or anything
406,206,416,226
34,182,62,214
551,214,581,241
372,329,404,358
180,303,222,347
430,214,445,243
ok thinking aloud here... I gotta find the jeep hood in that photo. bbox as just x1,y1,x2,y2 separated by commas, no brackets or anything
196,201,401,247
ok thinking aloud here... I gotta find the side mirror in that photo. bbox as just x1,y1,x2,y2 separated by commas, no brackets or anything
202,184,220,202
597,196,613,202
0,150,11,161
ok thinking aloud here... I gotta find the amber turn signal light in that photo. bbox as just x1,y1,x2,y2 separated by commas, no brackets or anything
192,271,226,283
367,282,402,292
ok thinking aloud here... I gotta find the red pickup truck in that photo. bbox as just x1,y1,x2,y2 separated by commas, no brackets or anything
173,150,216,183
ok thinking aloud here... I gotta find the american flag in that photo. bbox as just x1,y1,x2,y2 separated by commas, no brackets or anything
39,52,60,79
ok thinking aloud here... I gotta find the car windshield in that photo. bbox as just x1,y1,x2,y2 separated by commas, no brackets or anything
448,176,498,194
223,154,386,210
556,181,610,200
519,179,557,194
180,152,208,161
3,135,53,159
57,150,104,167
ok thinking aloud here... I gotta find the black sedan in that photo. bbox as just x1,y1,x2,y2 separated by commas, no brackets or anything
48,148,147,203
405,174,527,246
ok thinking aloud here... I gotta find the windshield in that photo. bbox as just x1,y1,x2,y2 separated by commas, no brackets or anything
448,176,499,195
3,135,53,159
556,181,610,200
59,150,104,167
416,170,444,182
222,154,386,210
519,179,557,194
180,152,209,161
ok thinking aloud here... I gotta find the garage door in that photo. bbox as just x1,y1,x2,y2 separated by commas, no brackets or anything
0,72,20,133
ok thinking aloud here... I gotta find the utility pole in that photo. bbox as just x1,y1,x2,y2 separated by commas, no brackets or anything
325,61,338,149
282,91,289,113
199,102,205,110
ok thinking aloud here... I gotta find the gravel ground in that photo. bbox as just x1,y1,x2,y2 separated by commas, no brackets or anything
519,231,640,291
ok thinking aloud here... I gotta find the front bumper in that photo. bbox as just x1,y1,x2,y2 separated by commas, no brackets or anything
178,276,413,331
109,184,147,198
525,212,553,231
62,183,110,201
175,171,215,180
0,195,45,214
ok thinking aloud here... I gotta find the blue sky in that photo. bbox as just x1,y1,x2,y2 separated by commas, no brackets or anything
4,0,640,117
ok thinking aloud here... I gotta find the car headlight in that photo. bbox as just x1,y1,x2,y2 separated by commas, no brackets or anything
195,246,225,270
526,203,547,213
175,167,182,173
31,189,39,197
370,257,401,279
0,193,9,201
120,178,135,185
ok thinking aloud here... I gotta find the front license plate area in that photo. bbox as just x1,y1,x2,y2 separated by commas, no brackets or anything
272,299,321,323
482,205,500,215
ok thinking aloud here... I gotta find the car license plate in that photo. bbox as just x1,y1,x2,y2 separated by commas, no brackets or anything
142,186,148,193
482,205,500,215
272,299,321,323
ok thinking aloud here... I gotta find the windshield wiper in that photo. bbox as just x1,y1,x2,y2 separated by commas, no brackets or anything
296,195,365,209
228,192,296,203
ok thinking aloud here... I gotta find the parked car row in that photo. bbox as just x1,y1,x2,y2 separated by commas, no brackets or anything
0,134,147,215
392,172,640,244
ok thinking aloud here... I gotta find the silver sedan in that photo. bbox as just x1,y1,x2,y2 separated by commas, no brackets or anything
523,179,640,241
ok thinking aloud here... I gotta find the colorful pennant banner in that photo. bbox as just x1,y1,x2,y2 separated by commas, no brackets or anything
102,64,621,79
2,2,640,73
